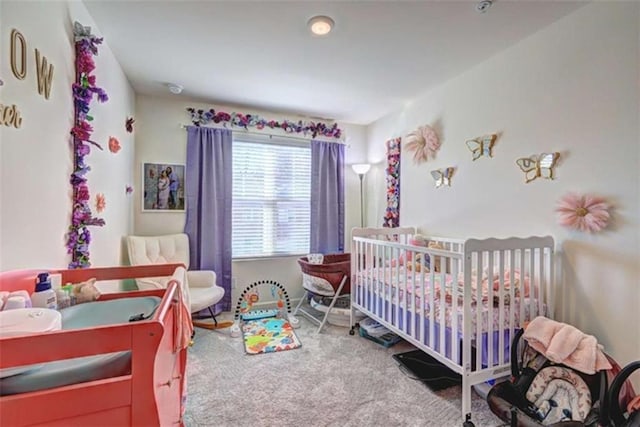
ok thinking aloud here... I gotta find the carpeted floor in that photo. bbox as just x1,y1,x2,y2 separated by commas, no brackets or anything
184,317,505,427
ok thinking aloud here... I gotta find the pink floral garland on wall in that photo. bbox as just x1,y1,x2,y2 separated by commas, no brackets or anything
66,22,108,269
187,107,342,139
382,137,401,228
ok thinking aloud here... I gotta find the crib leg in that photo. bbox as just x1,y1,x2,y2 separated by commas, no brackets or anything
349,294,355,335
462,376,472,426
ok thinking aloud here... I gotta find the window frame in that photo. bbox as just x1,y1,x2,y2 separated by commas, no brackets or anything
231,133,311,260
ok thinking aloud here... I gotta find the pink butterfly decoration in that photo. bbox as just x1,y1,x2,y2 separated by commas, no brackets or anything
556,193,610,233
404,125,440,164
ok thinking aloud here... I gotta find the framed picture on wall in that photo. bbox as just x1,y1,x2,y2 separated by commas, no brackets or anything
142,162,186,212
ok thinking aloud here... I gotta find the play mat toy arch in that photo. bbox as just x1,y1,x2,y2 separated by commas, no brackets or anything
233,280,292,321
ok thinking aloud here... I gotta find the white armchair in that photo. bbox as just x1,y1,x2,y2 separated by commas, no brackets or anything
125,233,225,326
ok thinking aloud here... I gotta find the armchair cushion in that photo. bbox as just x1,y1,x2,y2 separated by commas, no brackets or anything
125,234,224,314
190,286,224,314
129,267,190,308
127,234,190,268
187,270,217,288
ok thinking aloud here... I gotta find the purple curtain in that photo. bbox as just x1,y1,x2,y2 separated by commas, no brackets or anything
310,140,345,254
184,126,232,312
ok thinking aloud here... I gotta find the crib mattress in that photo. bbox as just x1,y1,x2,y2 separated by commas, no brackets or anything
0,296,160,396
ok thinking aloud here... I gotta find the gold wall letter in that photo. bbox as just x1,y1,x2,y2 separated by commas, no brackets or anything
35,49,54,100
10,29,27,80
0,104,23,129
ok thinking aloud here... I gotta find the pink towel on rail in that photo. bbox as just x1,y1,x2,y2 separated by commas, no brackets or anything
175,284,193,352
167,267,193,352
523,316,611,375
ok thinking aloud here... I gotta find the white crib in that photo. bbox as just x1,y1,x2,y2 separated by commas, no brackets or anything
350,227,555,426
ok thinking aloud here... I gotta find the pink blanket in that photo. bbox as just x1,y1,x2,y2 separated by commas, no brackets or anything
523,316,611,375
363,267,530,305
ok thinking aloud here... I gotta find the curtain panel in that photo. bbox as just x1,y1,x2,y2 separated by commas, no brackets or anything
310,140,345,254
184,126,233,312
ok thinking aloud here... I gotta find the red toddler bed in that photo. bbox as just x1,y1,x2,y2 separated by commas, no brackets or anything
0,263,191,426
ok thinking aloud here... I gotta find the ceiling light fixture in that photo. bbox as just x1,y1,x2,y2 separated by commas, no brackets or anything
167,83,183,95
308,15,334,36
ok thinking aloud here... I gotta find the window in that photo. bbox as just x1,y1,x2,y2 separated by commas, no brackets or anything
232,137,311,258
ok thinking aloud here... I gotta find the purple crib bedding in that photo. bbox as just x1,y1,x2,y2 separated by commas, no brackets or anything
354,267,546,334
355,286,546,367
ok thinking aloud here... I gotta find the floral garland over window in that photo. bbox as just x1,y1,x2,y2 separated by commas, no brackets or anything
186,107,342,139
382,137,401,228
66,22,108,269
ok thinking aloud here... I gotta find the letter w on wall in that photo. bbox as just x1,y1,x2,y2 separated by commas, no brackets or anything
35,49,54,100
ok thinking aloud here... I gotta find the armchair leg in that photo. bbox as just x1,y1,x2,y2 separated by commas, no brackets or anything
207,306,218,328
192,306,234,330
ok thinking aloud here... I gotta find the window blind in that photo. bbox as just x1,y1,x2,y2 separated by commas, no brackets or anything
232,139,311,258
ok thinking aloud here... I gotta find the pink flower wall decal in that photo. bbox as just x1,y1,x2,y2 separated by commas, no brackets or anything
556,193,610,233
95,193,106,213
404,125,440,164
108,136,121,153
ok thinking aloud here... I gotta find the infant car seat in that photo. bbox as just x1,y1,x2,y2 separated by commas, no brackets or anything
487,328,609,426
606,361,640,427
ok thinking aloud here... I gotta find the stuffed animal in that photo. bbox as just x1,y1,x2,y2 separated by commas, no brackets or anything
407,253,429,273
71,278,101,304
392,234,429,268
428,241,445,272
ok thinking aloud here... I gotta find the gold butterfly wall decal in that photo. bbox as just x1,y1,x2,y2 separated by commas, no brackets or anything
466,134,496,161
515,152,560,183
430,167,455,188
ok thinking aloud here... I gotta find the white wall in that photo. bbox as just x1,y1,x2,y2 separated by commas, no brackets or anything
0,1,135,274
134,94,367,303
367,2,640,368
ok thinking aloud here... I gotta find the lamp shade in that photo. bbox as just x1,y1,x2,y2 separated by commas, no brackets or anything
351,163,371,175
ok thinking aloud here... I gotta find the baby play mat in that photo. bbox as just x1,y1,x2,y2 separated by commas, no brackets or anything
242,317,301,355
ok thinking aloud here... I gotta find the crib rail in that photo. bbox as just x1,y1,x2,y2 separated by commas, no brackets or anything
350,231,554,424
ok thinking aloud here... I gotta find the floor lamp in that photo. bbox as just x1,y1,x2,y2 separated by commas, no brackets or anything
351,164,371,227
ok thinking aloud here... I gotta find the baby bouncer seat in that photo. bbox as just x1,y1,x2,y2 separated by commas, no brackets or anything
487,319,614,427
294,253,350,333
